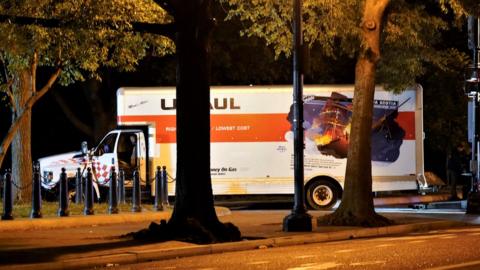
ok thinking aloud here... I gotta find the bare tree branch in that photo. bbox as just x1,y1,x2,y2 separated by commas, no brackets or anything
34,68,62,104
31,49,37,93
1,79,16,115
0,54,16,114
51,90,93,136
131,21,176,39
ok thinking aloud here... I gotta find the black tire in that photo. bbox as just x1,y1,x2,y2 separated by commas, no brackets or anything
306,179,339,210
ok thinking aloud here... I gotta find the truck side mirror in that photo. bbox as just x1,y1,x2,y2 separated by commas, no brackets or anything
81,141,88,155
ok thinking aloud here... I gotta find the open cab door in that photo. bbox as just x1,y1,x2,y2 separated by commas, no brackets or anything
92,131,119,186
137,131,147,182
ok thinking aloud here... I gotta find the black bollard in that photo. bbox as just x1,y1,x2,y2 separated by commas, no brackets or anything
161,166,169,207
84,167,94,215
31,162,42,218
75,168,83,204
118,169,125,204
153,166,162,211
1,170,13,220
108,167,119,214
57,168,69,217
131,169,142,212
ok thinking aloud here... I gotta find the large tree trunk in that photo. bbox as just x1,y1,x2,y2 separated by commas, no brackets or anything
319,0,391,227
133,0,240,244
168,0,239,243
11,69,33,202
170,1,215,223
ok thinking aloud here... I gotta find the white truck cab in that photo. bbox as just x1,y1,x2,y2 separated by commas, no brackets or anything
38,128,148,199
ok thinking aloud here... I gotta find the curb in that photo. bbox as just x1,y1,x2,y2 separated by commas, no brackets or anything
0,212,171,232
373,194,451,206
0,220,465,270
0,207,231,232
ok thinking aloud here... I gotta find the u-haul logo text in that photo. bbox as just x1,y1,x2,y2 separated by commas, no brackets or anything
161,98,241,111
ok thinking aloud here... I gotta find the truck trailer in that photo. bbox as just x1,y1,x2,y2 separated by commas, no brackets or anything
38,85,428,209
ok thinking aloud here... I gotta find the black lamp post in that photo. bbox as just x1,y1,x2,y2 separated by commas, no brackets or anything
283,0,312,232
466,16,480,214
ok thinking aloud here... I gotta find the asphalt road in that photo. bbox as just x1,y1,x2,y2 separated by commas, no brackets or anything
1,200,477,270
105,226,480,270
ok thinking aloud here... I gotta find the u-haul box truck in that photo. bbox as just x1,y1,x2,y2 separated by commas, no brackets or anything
38,85,427,209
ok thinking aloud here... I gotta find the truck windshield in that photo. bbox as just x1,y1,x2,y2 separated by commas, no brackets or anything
96,133,117,156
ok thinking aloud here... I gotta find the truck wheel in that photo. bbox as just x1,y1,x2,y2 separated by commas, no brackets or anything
306,179,339,210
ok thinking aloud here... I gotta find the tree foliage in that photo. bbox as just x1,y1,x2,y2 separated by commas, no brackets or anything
446,0,480,17
0,0,175,200
0,0,174,85
221,0,470,91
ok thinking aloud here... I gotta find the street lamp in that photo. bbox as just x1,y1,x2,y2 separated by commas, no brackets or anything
283,0,312,232
465,16,480,214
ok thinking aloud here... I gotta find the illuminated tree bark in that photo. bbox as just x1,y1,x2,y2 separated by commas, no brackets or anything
11,70,33,202
0,50,61,202
320,0,392,226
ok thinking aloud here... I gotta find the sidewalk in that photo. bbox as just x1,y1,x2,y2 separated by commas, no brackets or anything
0,207,472,270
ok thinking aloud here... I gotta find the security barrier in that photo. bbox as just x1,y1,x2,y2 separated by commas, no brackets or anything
31,163,42,218
108,167,118,214
1,170,13,220
131,170,142,213
58,168,69,217
84,168,95,215
0,163,172,220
